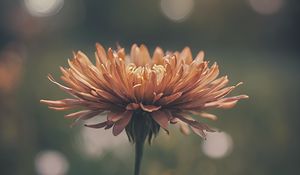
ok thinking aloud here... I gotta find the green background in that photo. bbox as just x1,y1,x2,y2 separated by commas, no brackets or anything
0,0,299,174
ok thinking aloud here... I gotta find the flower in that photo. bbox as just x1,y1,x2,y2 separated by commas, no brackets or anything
41,43,248,175
41,43,248,139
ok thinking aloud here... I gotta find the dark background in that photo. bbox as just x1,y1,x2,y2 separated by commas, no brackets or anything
0,0,299,175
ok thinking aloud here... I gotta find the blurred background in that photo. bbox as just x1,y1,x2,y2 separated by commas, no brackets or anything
0,0,299,175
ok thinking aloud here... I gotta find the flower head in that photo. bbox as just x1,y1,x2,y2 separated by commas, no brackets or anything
41,43,248,141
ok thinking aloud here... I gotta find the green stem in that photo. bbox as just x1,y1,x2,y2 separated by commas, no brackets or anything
134,135,145,175
133,112,148,175
125,111,160,175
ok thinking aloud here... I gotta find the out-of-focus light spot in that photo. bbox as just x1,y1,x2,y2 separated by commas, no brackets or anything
0,43,26,94
4,7,42,39
160,0,194,22
24,0,64,17
35,150,69,175
78,121,130,159
248,0,284,15
202,132,233,159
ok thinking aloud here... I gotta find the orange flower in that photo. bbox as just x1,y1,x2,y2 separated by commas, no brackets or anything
41,43,248,175
41,43,248,139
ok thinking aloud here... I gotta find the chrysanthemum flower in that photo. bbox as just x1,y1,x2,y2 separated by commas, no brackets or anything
40,43,248,175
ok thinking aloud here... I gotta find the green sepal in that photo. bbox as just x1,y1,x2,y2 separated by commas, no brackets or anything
125,110,160,175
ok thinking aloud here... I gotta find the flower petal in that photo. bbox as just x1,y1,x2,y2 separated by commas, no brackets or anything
65,110,101,119
140,103,161,112
204,95,249,108
48,106,75,111
190,126,206,138
151,110,171,129
95,43,107,65
179,121,191,135
152,47,164,65
180,47,193,64
47,74,76,96
112,110,133,136
40,99,81,107
107,111,124,122
158,92,182,105
126,103,140,110
174,113,215,138
84,121,108,128
217,100,238,109
140,44,151,66
193,51,205,64
188,111,218,121
153,92,163,103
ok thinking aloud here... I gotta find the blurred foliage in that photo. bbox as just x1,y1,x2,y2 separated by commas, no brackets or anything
0,0,300,175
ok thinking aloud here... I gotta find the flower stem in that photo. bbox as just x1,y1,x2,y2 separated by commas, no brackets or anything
134,134,145,175
125,111,160,175
133,113,148,175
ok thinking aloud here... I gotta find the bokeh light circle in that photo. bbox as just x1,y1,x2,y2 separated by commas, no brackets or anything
78,123,130,159
24,0,64,17
35,150,69,175
202,132,233,159
248,0,284,15
160,0,194,22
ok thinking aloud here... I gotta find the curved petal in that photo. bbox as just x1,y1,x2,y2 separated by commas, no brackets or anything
140,44,151,66
188,111,218,121
158,92,182,105
204,95,249,108
126,103,140,110
152,47,164,65
112,111,133,136
140,103,161,112
193,51,205,64
65,110,102,119
179,120,190,135
85,121,108,128
107,111,124,122
174,113,215,138
95,43,107,65
40,99,81,107
151,110,171,129
180,47,193,64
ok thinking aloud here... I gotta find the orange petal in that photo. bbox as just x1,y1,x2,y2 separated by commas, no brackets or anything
151,110,171,129
140,103,161,112
40,99,81,107
107,48,115,63
131,44,141,66
47,74,76,97
65,110,101,119
180,47,193,64
48,106,75,111
199,112,218,120
179,121,190,135
153,92,163,103
190,126,206,138
112,111,133,136
174,113,215,138
126,103,140,110
158,92,182,105
95,43,107,65
217,100,238,109
85,121,108,129
117,48,126,60
140,44,151,66
204,95,249,108
107,111,125,122
152,47,164,65
193,51,205,64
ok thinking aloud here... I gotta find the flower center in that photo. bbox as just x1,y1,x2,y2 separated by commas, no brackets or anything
127,64,166,84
